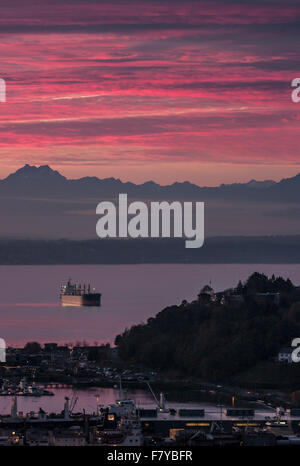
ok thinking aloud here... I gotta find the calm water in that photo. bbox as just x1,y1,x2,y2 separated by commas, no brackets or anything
0,387,153,415
0,264,300,346
0,387,219,415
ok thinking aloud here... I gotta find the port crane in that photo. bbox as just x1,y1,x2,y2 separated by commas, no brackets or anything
146,382,167,412
69,394,78,414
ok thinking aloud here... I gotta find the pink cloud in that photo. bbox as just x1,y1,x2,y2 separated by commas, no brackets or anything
0,1,299,182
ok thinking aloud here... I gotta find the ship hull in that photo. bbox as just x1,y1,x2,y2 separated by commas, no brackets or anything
61,293,101,307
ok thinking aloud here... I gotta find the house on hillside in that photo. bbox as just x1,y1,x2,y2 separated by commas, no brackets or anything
198,285,216,304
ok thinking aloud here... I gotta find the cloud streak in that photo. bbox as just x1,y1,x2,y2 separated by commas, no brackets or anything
0,0,299,183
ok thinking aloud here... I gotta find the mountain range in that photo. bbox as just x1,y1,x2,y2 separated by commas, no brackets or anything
0,164,299,202
0,164,299,239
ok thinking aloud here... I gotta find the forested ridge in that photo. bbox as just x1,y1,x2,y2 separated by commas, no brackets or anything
115,273,300,382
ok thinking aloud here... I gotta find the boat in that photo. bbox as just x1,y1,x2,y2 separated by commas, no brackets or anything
94,404,143,446
0,378,54,397
0,396,103,427
94,417,144,446
60,279,101,307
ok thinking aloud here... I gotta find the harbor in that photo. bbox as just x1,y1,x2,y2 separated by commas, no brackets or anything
1,390,300,446
0,0,299,456
0,378,53,397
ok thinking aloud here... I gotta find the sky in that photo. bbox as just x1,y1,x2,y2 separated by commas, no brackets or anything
0,0,300,185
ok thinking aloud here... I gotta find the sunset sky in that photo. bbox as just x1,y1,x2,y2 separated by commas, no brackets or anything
0,0,300,185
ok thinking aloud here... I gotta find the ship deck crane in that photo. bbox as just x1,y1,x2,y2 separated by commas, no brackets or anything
146,382,167,412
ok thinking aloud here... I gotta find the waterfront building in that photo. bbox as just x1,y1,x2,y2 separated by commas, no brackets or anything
197,285,216,304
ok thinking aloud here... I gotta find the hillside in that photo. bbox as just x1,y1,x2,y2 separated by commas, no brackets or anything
115,273,300,383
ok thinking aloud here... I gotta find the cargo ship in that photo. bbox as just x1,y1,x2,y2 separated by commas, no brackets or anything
60,279,101,307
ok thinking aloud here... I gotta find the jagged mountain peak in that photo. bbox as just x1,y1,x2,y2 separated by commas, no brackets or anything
4,164,66,183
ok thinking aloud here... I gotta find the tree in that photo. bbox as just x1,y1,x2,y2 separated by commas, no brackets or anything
24,342,42,354
115,272,299,382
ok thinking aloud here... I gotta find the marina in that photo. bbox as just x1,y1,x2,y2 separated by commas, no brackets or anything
0,0,298,454
0,378,53,397
0,390,300,446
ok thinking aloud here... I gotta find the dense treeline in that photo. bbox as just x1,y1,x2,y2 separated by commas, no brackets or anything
115,273,300,382
1,237,300,264
233,272,294,295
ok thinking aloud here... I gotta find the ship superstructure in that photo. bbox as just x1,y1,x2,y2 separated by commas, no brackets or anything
60,279,101,307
